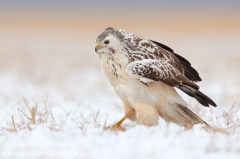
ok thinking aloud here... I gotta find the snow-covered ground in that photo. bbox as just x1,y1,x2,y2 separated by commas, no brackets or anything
0,26,240,159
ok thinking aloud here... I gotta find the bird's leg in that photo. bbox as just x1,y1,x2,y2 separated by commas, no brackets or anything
104,104,135,132
111,116,126,132
104,116,126,132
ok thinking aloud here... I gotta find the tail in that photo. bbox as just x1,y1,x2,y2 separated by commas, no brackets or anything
172,103,209,126
178,84,217,107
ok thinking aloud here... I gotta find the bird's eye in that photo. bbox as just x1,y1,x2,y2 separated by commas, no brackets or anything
104,40,109,44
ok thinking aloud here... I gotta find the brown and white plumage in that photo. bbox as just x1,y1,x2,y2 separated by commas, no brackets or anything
95,27,216,129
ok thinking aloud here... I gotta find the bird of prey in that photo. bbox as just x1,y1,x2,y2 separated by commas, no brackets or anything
95,27,216,131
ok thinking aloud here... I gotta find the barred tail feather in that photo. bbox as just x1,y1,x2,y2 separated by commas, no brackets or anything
172,103,209,126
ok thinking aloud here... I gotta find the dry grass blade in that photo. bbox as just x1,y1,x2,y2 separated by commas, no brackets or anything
58,102,71,122
11,116,17,132
23,98,38,125
103,114,109,130
50,109,56,122
92,111,101,128
74,119,87,130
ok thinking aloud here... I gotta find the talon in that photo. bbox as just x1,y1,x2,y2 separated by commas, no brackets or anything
103,116,126,132
104,124,125,132
111,124,125,132
118,126,125,132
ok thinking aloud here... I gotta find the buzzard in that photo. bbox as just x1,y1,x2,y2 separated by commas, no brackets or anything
95,27,216,131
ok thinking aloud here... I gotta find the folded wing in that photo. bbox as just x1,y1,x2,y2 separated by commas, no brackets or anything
151,40,202,82
126,41,216,107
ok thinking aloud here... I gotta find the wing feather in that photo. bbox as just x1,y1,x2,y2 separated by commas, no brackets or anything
126,59,199,89
151,40,202,82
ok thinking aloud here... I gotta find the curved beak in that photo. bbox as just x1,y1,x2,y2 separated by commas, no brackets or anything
95,46,99,52
95,43,100,53
95,43,106,53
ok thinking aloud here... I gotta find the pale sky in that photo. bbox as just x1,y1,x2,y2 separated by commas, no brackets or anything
0,0,239,14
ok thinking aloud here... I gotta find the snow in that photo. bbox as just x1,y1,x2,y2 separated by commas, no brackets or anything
0,65,239,159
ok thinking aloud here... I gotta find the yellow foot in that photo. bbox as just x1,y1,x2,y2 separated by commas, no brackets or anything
104,116,126,132
104,124,125,132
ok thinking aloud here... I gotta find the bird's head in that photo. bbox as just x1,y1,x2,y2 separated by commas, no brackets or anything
95,27,124,55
